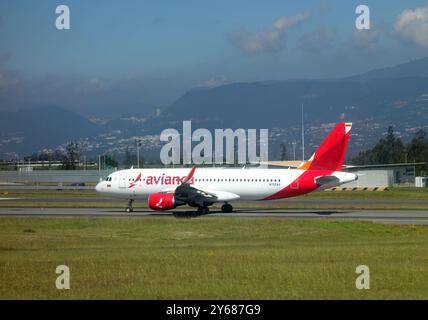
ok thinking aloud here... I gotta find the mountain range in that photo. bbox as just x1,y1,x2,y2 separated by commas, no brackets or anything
1,57,428,160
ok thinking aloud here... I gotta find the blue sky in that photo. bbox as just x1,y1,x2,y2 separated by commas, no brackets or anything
1,0,428,110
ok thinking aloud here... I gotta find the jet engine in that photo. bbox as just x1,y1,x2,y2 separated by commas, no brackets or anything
148,193,179,210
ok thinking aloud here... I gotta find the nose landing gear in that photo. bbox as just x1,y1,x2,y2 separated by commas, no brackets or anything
126,199,134,213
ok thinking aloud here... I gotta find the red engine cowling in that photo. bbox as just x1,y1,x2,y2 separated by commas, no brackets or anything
148,193,176,211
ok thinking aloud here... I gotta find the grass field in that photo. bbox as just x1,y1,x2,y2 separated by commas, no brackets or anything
1,217,427,299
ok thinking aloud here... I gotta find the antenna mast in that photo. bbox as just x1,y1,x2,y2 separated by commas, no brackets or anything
301,103,305,161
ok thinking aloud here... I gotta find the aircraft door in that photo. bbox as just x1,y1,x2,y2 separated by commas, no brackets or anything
119,171,128,188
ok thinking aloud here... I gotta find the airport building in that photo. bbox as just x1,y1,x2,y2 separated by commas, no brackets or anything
342,163,425,188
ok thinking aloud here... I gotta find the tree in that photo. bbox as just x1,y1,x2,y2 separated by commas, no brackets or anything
123,147,133,168
350,127,428,176
351,126,406,165
280,143,287,161
370,126,406,164
407,129,428,175
103,153,119,169
62,142,80,170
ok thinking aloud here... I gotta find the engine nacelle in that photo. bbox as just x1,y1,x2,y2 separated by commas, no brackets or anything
148,193,177,211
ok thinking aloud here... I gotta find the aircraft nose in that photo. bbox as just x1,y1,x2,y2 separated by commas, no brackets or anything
95,182,103,193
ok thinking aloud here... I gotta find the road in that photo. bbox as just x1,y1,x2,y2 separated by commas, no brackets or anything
0,207,428,225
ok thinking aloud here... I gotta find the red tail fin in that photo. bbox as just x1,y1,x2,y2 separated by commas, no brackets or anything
299,122,352,171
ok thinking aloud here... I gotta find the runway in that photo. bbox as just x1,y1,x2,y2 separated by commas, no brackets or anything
0,207,428,225
7,196,428,207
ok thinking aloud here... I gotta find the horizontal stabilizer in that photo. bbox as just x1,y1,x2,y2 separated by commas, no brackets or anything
315,175,341,190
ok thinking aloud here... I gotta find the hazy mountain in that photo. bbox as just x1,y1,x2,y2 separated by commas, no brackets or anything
71,102,162,119
349,57,428,80
159,57,428,157
164,56,428,129
0,106,100,156
1,57,428,159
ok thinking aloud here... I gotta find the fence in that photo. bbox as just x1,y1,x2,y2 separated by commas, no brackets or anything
0,170,115,183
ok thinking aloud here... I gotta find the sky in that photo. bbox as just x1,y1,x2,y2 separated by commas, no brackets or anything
1,0,428,112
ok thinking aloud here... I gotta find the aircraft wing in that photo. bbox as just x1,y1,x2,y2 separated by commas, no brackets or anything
159,165,239,207
174,183,239,207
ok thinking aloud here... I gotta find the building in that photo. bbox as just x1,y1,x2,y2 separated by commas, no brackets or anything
343,163,425,187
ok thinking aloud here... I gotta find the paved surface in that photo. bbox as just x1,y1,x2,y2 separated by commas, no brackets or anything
0,207,428,225
3,196,428,207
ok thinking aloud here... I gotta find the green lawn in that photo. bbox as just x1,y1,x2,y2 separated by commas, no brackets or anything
0,217,427,299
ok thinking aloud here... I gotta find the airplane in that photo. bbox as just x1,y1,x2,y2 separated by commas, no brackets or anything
95,122,357,214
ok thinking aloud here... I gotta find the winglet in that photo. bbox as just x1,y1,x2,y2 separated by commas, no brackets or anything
182,165,196,184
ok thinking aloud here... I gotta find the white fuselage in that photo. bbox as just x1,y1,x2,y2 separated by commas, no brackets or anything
95,167,357,202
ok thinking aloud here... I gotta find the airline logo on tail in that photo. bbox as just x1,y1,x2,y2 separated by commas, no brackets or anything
265,122,352,200
298,122,352,171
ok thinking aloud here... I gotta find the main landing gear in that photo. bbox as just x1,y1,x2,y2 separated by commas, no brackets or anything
197,206,210,215
221,203,233,213
125,199,134,213
194,203,232,215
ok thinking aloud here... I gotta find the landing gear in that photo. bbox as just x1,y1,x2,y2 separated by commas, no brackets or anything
197,206,210,215
221,203,233,213
125,199,134,213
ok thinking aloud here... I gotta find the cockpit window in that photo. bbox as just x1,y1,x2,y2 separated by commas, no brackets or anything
104,176,112,181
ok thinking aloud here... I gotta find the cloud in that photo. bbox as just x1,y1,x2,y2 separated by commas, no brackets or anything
394,2,428,47
198,76,230,88
228,13,309,54
298,29,336,52
0,70,19,89
0,53,18,89
0,53,11,66
351,28,381,54
85,77,108,92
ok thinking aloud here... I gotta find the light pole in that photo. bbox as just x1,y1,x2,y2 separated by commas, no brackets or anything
136,138,142,168
301,103,305,161
292,142,296,161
